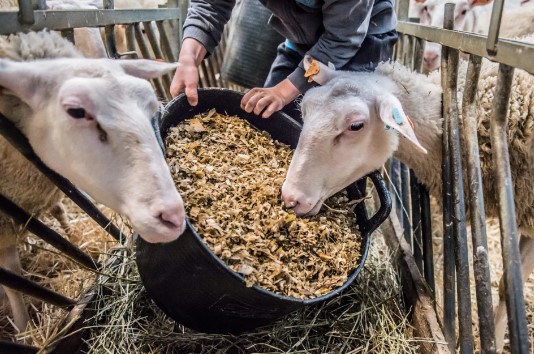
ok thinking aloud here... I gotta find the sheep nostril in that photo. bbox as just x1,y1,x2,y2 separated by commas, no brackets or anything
282,200,298,211
158,210,183,230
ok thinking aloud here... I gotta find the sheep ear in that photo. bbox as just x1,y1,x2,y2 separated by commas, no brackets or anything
376,94,427,154
0,60,45,108
118,59,178,79
303,55,336,85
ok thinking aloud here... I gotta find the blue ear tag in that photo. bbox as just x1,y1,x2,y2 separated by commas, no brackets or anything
392,108,404,125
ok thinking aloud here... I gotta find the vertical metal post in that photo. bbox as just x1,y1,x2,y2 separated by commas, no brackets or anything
17,0,35,25
103,0,119,58
125,24,138,58
389,159,404,225
411,171,423,272
420,185,435,294
441,5,456,352
490,64,529,354
401,163,412,247
461,54,497,354
486,0,504,56
444,6,473,349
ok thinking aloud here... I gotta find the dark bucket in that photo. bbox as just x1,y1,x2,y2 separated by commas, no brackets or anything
136,88,391,334
220,0,284,88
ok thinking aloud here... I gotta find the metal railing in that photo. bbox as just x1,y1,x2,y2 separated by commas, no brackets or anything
0,1,186,352
392,0,534,353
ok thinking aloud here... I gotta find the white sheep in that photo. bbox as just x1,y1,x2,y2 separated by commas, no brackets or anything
0,30,185,333
0,0,108,59
417,0,534,72
281,52,534,351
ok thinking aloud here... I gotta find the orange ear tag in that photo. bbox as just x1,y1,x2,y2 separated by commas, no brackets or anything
304,59,320,83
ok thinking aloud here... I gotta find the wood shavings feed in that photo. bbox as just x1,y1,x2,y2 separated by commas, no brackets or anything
165,109,362,299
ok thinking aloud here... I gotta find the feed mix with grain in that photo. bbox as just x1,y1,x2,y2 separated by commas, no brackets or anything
164,110,364,299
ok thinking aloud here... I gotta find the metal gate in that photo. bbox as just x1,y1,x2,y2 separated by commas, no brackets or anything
391,0,534,352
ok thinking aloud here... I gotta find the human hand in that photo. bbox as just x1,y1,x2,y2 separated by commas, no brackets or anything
241,79,300,118
170,38,207,106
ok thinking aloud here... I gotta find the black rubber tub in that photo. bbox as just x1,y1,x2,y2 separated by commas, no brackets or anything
136,88,392,334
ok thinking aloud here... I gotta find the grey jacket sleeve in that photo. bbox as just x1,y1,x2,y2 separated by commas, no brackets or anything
182,0,236,54
287,0,375,93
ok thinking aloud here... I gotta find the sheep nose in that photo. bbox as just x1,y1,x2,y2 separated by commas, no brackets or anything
158,202,186,232
281,193,299,210
423,52,439,67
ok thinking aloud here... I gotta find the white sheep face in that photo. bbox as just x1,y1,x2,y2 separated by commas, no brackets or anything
418,0,491,71
281,79,400,217
0,58,186,243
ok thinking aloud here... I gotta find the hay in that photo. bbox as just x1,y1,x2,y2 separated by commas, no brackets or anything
0,197,122,346
165,109,362,299
84,230,420,354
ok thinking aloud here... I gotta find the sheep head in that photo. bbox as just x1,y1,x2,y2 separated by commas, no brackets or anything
281,71,426,217
0,58,186,243
417,0,492,72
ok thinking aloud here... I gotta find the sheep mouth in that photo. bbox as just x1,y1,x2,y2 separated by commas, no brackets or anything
297,199,325,218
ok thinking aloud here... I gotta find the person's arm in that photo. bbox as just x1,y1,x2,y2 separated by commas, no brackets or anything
170,0,235,103
288,0,375,94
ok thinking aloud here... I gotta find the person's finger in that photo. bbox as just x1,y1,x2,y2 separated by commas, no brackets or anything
262,101,280,119
185,83,198,106
253,96,272,116
243,91,264,113
170,72,185,98
241,88,259,110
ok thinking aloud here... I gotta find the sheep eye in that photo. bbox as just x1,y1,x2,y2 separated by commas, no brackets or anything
67,108,86,119
460,9,467,15
349,122,365,131
422,5,428,12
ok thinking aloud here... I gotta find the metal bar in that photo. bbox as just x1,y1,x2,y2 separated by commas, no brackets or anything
490,64,529,353
396,22,534,75
156,20,177,63
0,340,38,354
389,159,404,224
0,9,182,35
17,0,35,25
143,20,172,98
420,185,435,295
414,37,425,73
134,23,167,100
486,0,504,56
410,171,423,272
441,5,456,352
0,114,123,241
0,194,98,270
397,0,409,21
401,163,412,247
461,54,497,354
124,24,138,58
444,6,474,349
103,0,118,59
0,267,76,308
